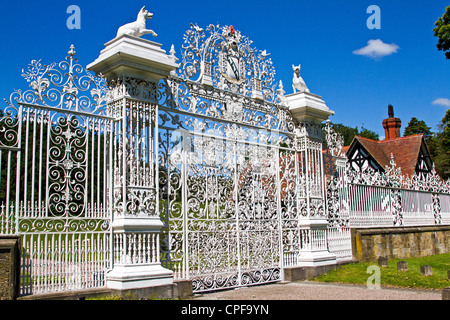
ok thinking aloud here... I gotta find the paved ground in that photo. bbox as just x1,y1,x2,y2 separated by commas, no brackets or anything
189,281,443,300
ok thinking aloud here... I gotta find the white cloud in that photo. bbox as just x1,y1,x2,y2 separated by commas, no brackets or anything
353,39,399,60
432,98,450,108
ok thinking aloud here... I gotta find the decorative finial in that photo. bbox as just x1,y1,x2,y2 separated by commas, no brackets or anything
276,80,287,105
277,80,285,95
169,44,178,64
68,44,76,57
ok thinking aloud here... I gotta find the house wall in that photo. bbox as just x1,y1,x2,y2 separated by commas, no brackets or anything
351,226,450,262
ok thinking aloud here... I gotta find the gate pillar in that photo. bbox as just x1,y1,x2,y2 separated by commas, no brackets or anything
286,91,337,267
88,34,178,289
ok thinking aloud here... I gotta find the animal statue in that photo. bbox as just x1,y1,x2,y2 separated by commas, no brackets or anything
292,64,310,93
116,6,157,38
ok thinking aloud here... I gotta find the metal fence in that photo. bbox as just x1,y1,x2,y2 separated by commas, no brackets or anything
323,128,450,263
346,163,450,228
0,47,112,296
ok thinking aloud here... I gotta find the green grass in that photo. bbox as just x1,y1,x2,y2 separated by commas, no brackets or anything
312,253,450,290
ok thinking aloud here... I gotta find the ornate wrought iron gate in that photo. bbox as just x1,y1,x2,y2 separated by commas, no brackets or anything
159,127,284,291
157,24,331,292
0,47,112,295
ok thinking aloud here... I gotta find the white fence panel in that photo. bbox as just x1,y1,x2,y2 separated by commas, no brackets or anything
440,193,450,225
401,190,435,226
20,231,110,296
348,184,393,227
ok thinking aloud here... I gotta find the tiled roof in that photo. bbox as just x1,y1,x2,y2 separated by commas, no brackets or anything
349,134,424,177
341,146,350,154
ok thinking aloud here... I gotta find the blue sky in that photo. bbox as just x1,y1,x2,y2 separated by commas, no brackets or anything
0,0,449,140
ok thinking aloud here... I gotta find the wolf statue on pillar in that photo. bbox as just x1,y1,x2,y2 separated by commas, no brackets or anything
88,7,178,290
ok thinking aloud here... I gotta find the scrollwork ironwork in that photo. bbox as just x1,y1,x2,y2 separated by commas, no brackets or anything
16,45,108,116
178,24,277,101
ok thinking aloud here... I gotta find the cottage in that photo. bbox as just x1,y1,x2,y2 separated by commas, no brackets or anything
345,105,433,178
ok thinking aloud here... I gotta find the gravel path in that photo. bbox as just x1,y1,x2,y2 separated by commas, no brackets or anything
190,281,443,300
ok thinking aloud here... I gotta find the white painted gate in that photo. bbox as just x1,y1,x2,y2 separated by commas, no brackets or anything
159,128,283,291
0,47,112,296
157,24,332,292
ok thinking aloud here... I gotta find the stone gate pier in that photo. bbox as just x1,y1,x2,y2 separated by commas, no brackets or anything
88,34,178,290
286,91,337,268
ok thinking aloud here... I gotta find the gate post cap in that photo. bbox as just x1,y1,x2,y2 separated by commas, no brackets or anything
88,34,179,82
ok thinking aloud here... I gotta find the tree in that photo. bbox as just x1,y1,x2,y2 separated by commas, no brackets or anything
403,117,433,139
433,5,450,59
439,109,450,149
328,123,358,146
359,127,380,141
425,110,450,180
326,122,379,146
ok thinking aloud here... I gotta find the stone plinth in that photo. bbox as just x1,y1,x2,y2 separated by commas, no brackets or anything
443,287,450,300
106,264,173,290
378,256,388,267
397,261,408,271
296,250,337,268
106,217,173,290
297,218,337,267
283,264,337,282
420,265,432,276
0,236,20,300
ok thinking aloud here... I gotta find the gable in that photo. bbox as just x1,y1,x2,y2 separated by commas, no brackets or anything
415,141,433,178
345,134,432,177
346,138,383,172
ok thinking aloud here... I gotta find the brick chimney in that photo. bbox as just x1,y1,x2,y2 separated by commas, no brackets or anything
382,104,401,140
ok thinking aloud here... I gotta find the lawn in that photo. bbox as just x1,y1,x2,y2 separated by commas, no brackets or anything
312,253,450,290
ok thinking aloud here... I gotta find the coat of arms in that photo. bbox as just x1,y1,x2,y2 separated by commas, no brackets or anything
219,26,246,85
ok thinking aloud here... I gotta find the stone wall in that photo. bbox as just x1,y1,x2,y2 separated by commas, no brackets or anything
283,264,339,282
18,280,193,300
351,225,450,262
0,236,20,300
